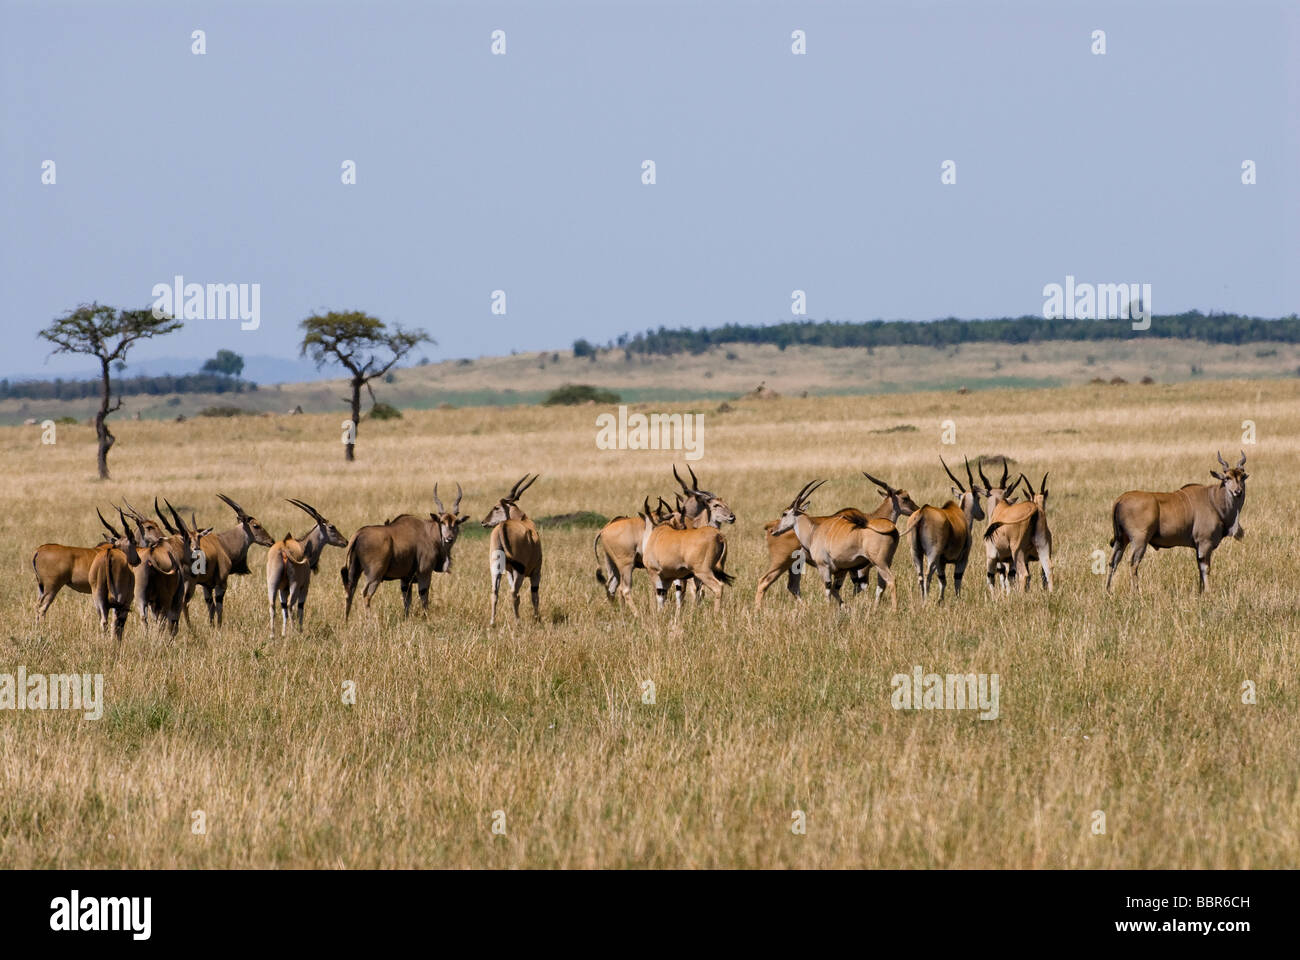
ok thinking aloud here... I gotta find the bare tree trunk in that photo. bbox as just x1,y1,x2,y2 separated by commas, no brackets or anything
96,356,115,479
346,377,362,462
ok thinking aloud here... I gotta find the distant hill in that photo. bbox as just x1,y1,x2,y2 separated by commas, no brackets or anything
3,336,1298,425
3,354,340,385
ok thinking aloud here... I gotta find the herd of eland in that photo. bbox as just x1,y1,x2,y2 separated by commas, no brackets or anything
29,451,1248,638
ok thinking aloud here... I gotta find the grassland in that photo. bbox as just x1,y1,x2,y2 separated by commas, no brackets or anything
4,336,1300,425
1,377,1296,868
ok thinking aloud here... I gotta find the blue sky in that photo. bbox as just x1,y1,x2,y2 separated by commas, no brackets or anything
2,0,1295,378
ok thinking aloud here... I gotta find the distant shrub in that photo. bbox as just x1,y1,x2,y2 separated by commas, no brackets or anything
573,338,597,359
870,424,918,434
368,401,402,420
383,371,397,384
198,405,250,418
54,415,79,425
542,384,620,406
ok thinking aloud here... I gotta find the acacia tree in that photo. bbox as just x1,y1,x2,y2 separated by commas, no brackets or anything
39,303,183,479
299,311,432,461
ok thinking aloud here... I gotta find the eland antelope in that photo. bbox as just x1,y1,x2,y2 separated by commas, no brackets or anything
88,508,141,641
901,457,986,602
182,494,275,628
121,499,206,635
32,532,114,620
987,473,1054,591
756,471,918,607
982,471,1053,594
268,499,348,636
594,467,733,609
483,474,543,625
594,496,683,608
770,480,901,609
1106,451,1248,594
341,483,467,618
638,496,734,609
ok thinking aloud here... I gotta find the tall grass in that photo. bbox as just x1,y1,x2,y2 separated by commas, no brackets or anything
0,379,1295,867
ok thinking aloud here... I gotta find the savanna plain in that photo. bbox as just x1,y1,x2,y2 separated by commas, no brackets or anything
2,378,1296,868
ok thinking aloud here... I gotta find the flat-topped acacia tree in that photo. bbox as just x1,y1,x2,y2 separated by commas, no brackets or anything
38,303,183,479
299,311,432,461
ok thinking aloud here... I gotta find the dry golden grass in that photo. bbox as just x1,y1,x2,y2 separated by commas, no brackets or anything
1,377,1296,867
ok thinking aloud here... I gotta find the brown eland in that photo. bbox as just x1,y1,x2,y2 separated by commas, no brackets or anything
983,471,1054,594
594,496,680,609
594,467,733,609
482,474,543,625
32,531,114,620
1106,451,1248,594
901,457,988,602
756,471,918,607
341,483,468,619
638,496,734,610
268,499,349,636
87,508,142,641
120,499,207,635
770,480,901,609
988,472,1054,591
181,494,276,628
